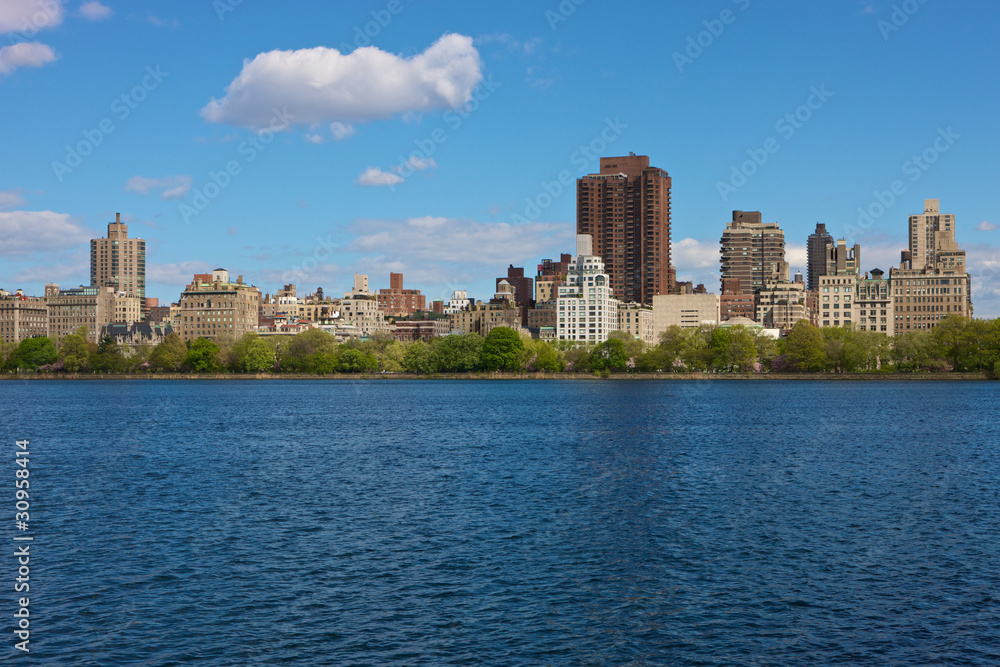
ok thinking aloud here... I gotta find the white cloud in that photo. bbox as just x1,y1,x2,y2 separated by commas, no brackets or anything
396,156,436,173
201,33,483,130
476,33,541,56
356,167,404,187
146,261,210,288
0,189,27,209
329,121,355,140
976,220,997,232
124,175,192,200
0,42,57,76
12,251,88,284
304,133,323,144
0,211,92,255
0,0,63,33
146,14,178,29
76,1,113,21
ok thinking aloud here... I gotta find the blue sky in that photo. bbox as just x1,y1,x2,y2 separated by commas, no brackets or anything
2,0,999,315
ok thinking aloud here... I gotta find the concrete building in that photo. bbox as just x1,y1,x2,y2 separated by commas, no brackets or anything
339,294,389,337
527,302,558,330
45,283,138,343
177,268,261,341
807,223,834,291
390,319,451,341
496,265,533,309
652,293,720,332
757,279,810,331
826,238,861,277
449,303,521,336
855,269,894,335
909,198,966,272
577,153,672,305
0,294,48,343
890,262,971,332
817,274,857,328
444,290,473,315
719,278,756,322
556,235,620,343
719,211,785,295
377,273,426,317
535,254,572,304
90,213,145,304
618,302,655,346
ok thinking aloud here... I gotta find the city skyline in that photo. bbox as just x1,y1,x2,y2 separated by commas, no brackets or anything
1,1,998,316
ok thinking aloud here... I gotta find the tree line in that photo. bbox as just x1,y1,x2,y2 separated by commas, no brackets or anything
2,315,999,377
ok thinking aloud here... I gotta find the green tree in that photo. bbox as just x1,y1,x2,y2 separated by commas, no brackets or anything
785,320,826,372
282,328,337,372
403,340,435,374
521,338,565,372
932,314,968,370
432,334,483,372
339,348,378,373
59,326,91,372
243,336,276,372
13,337,57,370
564,345,592,372
479,327,524,371
92,335,127,373
186,337,221,373
590,337,628,372
149,332,188,372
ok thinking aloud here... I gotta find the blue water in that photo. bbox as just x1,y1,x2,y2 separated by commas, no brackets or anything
3,379,999,665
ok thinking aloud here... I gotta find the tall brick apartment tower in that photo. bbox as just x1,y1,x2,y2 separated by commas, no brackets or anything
90,212,146,304
576,153,671,305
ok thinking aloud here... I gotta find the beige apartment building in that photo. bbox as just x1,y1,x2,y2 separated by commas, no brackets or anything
618,302,655,346
855,269,895,335
178,269,261,341
90,213,146,303
45,284,139,343
759,279,810,331
0,294,48,343
652,293,719,333
450,303,521,336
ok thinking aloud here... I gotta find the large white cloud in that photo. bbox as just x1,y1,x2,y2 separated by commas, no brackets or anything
201,33,483,130
0,211,92,255
0,0,63,33
0,41,57,76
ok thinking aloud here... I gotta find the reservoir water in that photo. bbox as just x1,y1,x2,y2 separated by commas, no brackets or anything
3,379,999,665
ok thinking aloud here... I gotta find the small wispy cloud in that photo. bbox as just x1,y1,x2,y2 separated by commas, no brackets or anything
976,220,997,231
124,175,192,200
356,167,404,187
77,1,113,21
330,122,355,140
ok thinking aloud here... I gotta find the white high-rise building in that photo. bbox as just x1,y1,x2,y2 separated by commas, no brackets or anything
556,235,619,343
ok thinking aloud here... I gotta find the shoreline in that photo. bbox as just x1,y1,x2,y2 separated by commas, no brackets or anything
0,372,991,381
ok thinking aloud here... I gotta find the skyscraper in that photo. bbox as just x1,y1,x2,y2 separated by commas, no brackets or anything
908,198,966,273
90,213,146,302
806,222,833,291
719,211,785,295
576,153,671,305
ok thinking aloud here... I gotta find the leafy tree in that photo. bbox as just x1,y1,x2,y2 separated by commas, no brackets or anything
375,340,406,372
726,326,758,372
92,335,127,373
479,327,524,371
563,345,592,372
891,330,947,372
186,337,221,373
679,327,711,371
607,330,646,361
244,336,276,372
14,337,57,370
432,334,483,372
282,328,337,372
590,337,628,372
403,340,435,374
58,326,91,372
339,348,378,373
750,329,779,371
932,314,968,370
149,333,188,372
785,320,826,371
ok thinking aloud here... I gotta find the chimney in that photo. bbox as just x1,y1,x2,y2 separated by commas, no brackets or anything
116,212,120,223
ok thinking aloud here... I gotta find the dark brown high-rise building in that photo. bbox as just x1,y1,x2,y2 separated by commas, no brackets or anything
576,153,671,305
807,222,833,291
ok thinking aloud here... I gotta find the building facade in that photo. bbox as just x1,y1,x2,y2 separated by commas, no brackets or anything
652,293,720,332
45,283,131,343
177,269,261,341
855,269,894,335
0,294,48,343
807,222,834,291
90,213,146,303
377,272,426,317
577,153,671,305
556,235,620,343
719,211,785,295
618,302,655,346
449,303,521,336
